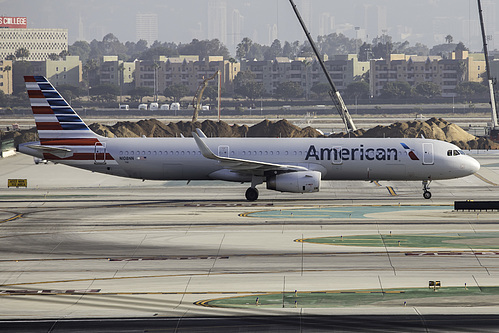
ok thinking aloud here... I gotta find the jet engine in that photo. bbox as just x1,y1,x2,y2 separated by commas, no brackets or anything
266,171,321,193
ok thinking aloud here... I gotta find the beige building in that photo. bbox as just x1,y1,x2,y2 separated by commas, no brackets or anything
370,51,486,97
100,56,136,88
242,54,369,96
0,59,13,95
135,56,240,95
31,56,82,87
0,28,68,61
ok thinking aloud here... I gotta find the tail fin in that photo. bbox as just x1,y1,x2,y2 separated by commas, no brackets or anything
24,76,101,146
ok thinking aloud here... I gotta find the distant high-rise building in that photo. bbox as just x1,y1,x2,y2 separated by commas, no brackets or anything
268,24,278,45
299,0,312,29
136,13,158,46
319,12,334,36
78,14,84,41
362,5,387,40
208,0,227,46
229,9,244,53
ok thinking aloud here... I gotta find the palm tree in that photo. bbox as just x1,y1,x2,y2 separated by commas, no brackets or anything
15,47,30,61
445,35,453,44
118,62,125,103
3,65,12,94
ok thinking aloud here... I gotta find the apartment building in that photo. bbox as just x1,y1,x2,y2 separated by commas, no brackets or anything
99,56,136,92
242,54,369,96
0,60,13,95
31,55,82,87
135,56,240,94
370,51,486,97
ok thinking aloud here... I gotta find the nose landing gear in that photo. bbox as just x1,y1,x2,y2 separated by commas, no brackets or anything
422,180,432,199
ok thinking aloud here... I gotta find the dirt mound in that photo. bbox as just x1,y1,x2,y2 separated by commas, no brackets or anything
90,118,321,139
331,117,499,150
7,117,498,150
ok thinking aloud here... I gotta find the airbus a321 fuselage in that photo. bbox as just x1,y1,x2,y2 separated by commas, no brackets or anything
19,76,480,201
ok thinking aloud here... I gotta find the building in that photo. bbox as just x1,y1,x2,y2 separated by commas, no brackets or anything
134,56,240,95
241,54,369,97
370,51,486,97
207,0,227,45
99,56,136,93
0,28,68,61
136,13,158,46
31,56,82,87
0,59,13,95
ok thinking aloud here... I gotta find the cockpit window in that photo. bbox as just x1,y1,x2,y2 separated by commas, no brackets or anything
448,149,465,156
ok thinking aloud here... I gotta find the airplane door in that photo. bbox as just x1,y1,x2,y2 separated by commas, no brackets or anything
218,145,229,158
422,143,434,165
332,146,342,165
94,142,106,165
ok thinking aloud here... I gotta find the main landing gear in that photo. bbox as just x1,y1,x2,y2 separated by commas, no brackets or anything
245,176,264,201
422,180,432,199
245,187,259,201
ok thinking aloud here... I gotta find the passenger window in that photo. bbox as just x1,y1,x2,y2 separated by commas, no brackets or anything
130,151,134,155
125,151,129,155
119,151,123,155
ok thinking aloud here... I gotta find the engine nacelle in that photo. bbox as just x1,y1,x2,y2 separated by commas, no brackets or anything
266,171,321,193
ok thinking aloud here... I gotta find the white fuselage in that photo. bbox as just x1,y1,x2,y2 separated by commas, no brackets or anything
25,136,478,183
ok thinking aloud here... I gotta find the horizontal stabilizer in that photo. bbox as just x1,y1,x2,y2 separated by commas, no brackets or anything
26,144,73,158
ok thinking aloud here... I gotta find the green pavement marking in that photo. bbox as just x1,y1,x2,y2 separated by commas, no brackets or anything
245,205,450,219
298,232,499,249
197,286,499,308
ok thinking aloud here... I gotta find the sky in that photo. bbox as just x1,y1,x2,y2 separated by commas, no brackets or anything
1,0,498,54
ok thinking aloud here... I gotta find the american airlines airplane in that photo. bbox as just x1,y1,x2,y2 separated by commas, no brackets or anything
19,76,480,201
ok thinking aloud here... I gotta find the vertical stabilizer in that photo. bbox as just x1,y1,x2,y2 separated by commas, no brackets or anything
24,76,101,146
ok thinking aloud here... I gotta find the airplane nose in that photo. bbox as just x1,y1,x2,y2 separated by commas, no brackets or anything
467,157,480,174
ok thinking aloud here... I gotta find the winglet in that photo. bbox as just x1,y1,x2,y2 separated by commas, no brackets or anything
192,133,218,160
195,128,208,138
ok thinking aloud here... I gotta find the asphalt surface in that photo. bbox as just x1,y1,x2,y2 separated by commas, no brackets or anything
1,152,499,331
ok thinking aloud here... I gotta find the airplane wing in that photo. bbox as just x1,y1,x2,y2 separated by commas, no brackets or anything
192,133,308,175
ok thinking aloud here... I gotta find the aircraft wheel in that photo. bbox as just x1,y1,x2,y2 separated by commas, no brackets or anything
423,191,432,200
245,187,259,201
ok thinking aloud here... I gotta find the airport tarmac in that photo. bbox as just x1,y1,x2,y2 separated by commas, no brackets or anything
1,152,499,330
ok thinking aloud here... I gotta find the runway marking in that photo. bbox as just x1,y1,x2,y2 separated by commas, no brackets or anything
108,256,229,262
474,173,498,186
0,213,24,224
196,286,499,308
298,232,499,249
386,186,397,196
373,181,382,187
242,205,450,219
0,289,101,295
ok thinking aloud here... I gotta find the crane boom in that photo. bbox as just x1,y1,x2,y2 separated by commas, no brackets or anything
477,0,499,128
288,0,356,132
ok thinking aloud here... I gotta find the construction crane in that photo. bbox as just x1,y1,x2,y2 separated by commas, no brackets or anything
477,0,499,140
288,0,357,133
192,71,219,122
